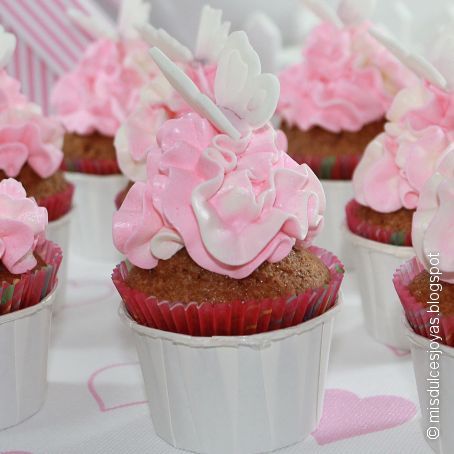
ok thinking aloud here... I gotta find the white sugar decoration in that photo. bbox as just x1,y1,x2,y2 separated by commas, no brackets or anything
301,0,342,27
141,24,193,62
67,7,116,40
432,33,454,91
370,27,448,90
150,47,241,140
214,31,279,130
337,0,377,26
0,26,16,69
68,0,151,40
117,0,152,39
195,5,231,62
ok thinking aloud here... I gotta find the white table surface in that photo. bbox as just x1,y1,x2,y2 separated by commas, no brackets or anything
0,255,433,454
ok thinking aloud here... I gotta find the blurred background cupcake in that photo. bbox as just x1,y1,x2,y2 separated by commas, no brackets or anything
51,0,160,261
0,177,62,429
394,153,453,453
113,22,343,453
345,29,454,348
0,27,73,306
276,0,416,267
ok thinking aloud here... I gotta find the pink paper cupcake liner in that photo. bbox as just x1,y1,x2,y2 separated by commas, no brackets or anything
62,157,121,175
112,246,344,337
346,199,412,246
37,183,75,222
291,152,361,180
0,241,62,316
394,257,454,347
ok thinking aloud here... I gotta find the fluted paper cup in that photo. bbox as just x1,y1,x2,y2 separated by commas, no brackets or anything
0,289,55,430
65,172,126,262
345,226,413,349
47,211,72,311
120,299,341,454
314,180,354,269
405,319,454,454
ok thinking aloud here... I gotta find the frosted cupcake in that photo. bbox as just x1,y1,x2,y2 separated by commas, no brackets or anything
114,5,231,207
346,29,454,348
394,154,453,453
113,27,344,453
51,0,158,260
277,0,415,264
0,178,61,429
0,27,73,304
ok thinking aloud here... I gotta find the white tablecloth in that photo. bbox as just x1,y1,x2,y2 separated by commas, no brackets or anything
0,256,433,454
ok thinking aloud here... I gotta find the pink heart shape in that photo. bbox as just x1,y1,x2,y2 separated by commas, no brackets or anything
312,389,417,445
387,345,410,357
87,362,147,412
65,278,116,308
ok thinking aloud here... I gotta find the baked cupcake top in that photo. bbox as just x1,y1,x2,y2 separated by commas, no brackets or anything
353,31,454,213
115,6,231,182
277,0,414,133
113,31,326,279
0,178,48,275
51,0,159,137
412,151,454,284
0,28,63,180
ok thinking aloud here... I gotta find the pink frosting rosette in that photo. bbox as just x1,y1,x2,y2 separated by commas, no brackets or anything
353,82,454,213
114,113,326,279
0,70,64,179
0,178,47,274
412,151,454,284
115,37,219,185
278,22,414,133
52,38,158,137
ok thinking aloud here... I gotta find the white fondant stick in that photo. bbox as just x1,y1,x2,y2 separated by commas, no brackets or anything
149,47,241,140
369,27,448,90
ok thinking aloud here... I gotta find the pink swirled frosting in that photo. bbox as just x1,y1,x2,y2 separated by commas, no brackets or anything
412,151,454,284
0,178,48,274
278,22,415,133
0,70,63,178
115,62,216,182
113,113,326,278
51,38,159,137
353,82,454,213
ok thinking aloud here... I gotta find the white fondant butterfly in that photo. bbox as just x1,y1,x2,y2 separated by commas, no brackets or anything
149,29,279,140
68,0,151,40
0,26,16,69
301,0,376,27
140,5,231,65
369,27,452,90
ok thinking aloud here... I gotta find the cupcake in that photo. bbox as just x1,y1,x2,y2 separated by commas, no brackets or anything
394,150,453,454
277,0,415,264
346,29,454,348
51,0,158,261
114,5,231,208
0,27,73,305
113,26,344,453
0,178,62,429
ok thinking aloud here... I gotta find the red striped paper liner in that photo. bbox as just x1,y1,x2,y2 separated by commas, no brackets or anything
393,257,454,347
112,246,344,337
290,151,361,181
346,199,412,246
0,241,62,316
36,182,75,222
62,157,121,175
